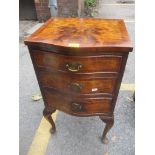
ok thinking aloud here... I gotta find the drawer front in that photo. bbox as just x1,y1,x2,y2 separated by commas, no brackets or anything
39,71,117,94
32,50,122,73
44,89,112,116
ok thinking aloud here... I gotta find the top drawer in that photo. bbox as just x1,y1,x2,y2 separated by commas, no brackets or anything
31,50,122,73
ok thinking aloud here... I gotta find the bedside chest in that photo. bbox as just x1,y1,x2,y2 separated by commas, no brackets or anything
24,18,133,144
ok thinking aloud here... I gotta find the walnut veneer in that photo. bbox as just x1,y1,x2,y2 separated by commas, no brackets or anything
24,18,133,144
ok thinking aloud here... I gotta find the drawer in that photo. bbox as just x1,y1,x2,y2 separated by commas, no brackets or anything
44,88,112,116
39,71,117,95
32,50,122,73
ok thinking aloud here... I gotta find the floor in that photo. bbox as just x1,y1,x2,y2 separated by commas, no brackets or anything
19,1,135,155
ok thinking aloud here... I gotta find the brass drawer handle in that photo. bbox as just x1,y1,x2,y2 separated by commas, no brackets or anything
68,83,83,92
71,102,83,112
66,62,82,72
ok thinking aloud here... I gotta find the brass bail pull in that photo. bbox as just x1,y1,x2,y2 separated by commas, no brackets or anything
66,62,82,72
71,102,83,112
68,83,83,92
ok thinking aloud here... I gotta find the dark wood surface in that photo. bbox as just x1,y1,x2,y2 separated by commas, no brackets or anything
25,18,133,144
38,70,117,95
31,50,122,73
44,88,112,116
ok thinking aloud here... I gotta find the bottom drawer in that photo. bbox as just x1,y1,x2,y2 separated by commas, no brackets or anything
44,88,112,116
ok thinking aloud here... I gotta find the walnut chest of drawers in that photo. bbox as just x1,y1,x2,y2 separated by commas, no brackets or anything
24,18,133,144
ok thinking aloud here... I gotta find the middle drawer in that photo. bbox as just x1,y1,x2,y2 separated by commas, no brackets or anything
38,70,117,95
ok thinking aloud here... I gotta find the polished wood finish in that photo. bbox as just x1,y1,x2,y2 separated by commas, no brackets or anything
25,18,132,52
43,88,112,116
24,18,133,144
43,108,56,133
32,50,122,73
38,70,117,95
100,115,114,144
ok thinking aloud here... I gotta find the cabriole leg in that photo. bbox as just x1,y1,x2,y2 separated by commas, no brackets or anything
99,115,114,144
43,108,56,134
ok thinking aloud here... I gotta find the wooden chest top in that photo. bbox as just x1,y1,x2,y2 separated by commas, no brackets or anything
24,18,132,52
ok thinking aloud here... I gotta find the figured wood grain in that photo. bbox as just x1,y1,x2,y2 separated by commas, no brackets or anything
44,88,112,116
38,70,117,95
24,18,133,144
24,18,132,52
32,50,122,73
